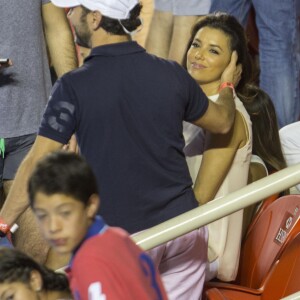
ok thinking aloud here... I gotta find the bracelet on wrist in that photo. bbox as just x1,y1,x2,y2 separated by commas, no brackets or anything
0,218,10,237
219,82,235,94
0,218,18,239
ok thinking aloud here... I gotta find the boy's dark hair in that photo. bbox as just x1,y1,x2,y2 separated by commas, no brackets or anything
82,3,142,35
28,151,98,207
0,247,70,292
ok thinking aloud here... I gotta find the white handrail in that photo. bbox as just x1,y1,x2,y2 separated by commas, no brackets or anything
132,163,300,250
281,292,300,300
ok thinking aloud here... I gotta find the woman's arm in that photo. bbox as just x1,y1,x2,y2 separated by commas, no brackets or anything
193,111,248,205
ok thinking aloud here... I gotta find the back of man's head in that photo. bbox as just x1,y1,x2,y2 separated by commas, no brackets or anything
28,151,98,207
51,0,142,35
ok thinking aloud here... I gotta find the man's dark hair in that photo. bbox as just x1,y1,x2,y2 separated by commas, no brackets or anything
97,3,142,35
28,151,98,207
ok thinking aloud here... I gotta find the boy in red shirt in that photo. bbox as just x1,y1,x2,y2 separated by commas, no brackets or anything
28,151,167,300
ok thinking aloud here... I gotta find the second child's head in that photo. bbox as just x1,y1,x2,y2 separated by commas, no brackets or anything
28,151,99,255
0,247,71,300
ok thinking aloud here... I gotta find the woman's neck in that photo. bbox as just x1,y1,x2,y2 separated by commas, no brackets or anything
200,81,220,97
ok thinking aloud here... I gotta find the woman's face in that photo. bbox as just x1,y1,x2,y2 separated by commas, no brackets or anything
0,282,39,300
187,26,232,89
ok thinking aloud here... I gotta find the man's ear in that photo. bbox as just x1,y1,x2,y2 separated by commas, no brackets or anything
87,194,100,218
90,10,102,30
29,270,43,292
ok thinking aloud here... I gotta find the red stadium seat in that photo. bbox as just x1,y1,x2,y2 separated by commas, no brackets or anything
204,195,300,296
206,232,300,299
245,192,280,236
237,195,300,288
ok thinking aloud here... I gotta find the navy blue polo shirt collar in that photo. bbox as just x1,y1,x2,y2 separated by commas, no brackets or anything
85,41,145,61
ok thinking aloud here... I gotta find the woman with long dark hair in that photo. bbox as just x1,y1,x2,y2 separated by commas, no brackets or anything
183,12,254,282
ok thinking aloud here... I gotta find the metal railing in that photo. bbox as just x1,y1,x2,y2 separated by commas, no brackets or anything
132,163,300,250
281,292,300,300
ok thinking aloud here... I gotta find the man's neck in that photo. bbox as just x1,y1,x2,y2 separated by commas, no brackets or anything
92,29,131,47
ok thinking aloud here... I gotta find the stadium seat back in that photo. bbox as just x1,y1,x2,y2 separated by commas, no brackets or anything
205,233,300,300
237,194,300,288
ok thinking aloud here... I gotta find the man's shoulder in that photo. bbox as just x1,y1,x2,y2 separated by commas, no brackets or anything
62,64,89,79
55,65,90,90
145,54,195,88
148,54,186,72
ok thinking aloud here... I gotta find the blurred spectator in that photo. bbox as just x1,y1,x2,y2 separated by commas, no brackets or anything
209,0,300,127
0,1,78,268
29,151,167,300
280,121,300,193
146,0,211,64
0,247,72,300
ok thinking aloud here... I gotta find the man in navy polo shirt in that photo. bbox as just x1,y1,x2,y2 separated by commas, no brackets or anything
1,0,239,298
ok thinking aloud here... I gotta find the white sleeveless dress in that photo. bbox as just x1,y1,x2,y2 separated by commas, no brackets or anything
183,94,252,281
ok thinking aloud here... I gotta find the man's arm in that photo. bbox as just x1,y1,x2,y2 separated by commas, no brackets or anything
192,51,240,134
42,3,79,151
42,3,78,77
0,136,63,226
